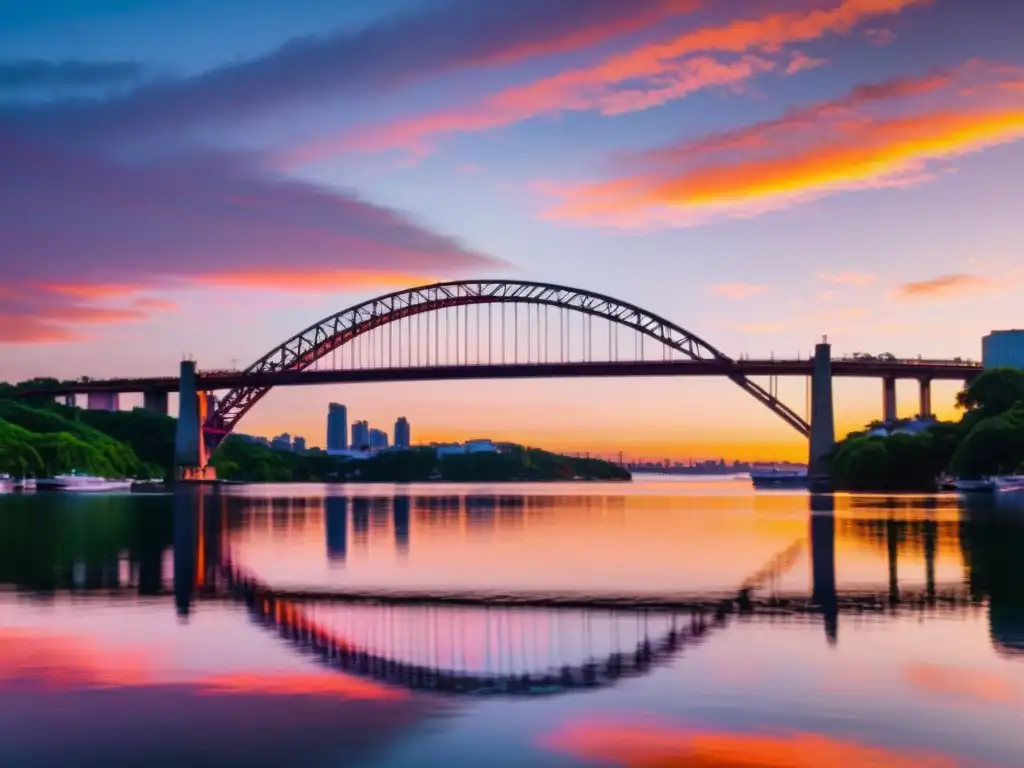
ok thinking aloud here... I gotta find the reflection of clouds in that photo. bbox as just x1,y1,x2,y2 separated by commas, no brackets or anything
904,663,1023,706
542,718,963,767
0,628,402,701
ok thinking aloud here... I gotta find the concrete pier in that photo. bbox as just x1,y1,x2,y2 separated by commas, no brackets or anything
174,360,201,472
808,340,835,482
883,376,897,423
62,393,77,408
919,378,933,419
143,389,169,415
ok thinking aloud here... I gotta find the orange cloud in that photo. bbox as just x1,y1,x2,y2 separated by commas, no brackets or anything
707,282,766,300
198,269,438,293
904,663,1023,706
541,61,1024,227
787,51,828,74
284,0,927,162
542,719,965,767
893,273,999,301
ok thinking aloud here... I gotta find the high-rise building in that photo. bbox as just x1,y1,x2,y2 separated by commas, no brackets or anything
327,403,348,451
271,433,292,451
351,420,370,451
369,428,389,450
293,436,307,453
983,330,1024,369
394,417,411,448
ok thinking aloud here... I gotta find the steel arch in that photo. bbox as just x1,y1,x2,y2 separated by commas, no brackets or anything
203,280,810,452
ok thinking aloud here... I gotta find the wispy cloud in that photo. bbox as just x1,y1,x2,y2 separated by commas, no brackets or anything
540,60,1024,228
707,282,766,300
0,132,495,343
287,0,927,161
893,273,999,301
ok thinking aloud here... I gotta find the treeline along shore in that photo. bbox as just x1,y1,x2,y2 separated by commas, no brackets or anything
827,368,1024,492
0,380,630,483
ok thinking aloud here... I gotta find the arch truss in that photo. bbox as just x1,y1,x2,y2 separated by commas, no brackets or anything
203,280,810,452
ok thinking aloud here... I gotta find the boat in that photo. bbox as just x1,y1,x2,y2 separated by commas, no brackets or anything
36,472,134,493
993,475,1024,493
0,474,12,494
953,478,996,493
750,466,809,489
12,477,36,492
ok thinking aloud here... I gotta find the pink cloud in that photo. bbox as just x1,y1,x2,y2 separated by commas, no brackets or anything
707,282,766,300
892,273,1000,301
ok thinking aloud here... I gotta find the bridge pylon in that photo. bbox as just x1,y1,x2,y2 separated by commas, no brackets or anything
808,340,835,485
174,360,215,480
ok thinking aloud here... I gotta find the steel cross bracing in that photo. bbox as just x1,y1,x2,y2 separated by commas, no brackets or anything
205,280,810,450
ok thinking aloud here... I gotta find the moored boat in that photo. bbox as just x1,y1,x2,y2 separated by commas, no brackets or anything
993,475,1024,493
953,478,996,493
750,466,808,489
12,477,36,492
36,472,133,493
0,474,12,494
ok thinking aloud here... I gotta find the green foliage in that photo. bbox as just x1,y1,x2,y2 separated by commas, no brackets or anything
831,367,1024,491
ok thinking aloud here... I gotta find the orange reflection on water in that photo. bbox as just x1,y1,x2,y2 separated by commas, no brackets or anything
543,719,966,768
905,663,1024,706
0,628,154,690
196,672,406,701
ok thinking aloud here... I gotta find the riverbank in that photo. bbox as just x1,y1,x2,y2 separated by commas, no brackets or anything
828,368,1024,492
0,394,629,483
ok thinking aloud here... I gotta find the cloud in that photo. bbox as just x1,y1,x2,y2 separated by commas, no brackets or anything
0,132,495,343
298,0,928,159
707,282,765,300
0,59,144,90
818,271,876,286
786,51,828,74
541,719,964,767
893,273,999,301
2,0,694,150
540,61,1024,228
865,27,898,45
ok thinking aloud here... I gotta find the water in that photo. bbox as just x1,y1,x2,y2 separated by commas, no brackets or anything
1,476,1022,767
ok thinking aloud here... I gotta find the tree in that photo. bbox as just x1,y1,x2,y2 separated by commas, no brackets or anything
950,411,1024,478
956,368,1024,416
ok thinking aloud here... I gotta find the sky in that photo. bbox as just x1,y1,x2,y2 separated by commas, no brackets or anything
1,0,1023,462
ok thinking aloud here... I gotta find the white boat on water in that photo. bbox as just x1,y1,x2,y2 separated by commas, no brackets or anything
953,478,996,493
37,472,133,493
0,474,12,494
750,466,809,489
993,475,1024,493
12,477,36,492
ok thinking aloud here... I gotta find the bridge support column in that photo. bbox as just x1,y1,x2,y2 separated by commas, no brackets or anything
808,340,835,483
882,376,897,424
86,391,120,411
918,378,933,419
143,389,169,415
61,393,77,408
174,360,210,479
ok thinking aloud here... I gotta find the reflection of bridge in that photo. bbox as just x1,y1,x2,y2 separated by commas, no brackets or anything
13,280,981,476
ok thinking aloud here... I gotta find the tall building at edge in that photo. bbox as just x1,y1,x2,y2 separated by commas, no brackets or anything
327,403,348,451
983,330,1024,369
369,429,389,450
394,417,411,448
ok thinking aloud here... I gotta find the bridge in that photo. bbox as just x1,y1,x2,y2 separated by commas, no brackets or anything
14,280,982,478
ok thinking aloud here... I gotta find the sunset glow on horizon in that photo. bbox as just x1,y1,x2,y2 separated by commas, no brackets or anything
2,0,1022,460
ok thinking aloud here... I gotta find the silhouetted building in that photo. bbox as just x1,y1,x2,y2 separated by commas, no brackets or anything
369,428,389,450
270,433,292,451
983,329,1024,369
394,417,411,448
292,436,307,453
351,421,370,450
327,403,348,451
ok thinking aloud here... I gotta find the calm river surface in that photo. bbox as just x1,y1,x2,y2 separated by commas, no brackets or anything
1,476,1022,767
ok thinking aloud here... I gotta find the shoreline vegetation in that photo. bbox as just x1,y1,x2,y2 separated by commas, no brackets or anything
827,368,1024,492
0,382,630,483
